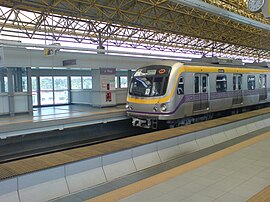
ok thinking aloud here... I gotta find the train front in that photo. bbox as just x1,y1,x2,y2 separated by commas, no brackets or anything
126,61,182,129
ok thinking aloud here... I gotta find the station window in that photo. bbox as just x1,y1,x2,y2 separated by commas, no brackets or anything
4,76,8,92
32,77,38,106
40,76,54,105
115,76,118,88
71,76,82,89
120,76,128,88
0,68,8,93
247,76,255,90
216,75,227,92
13,68,28,93
22,76,28,92
54,77,68,104
82,76,92,89
177,77,184,95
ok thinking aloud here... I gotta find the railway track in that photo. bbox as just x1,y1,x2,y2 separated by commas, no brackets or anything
1,104,269,164
0,119,154,163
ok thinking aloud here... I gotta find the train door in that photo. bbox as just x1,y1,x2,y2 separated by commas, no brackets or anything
193,74,209,112
259,74,267,101
232,74,243,105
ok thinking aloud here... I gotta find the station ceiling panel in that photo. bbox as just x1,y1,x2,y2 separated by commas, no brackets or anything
0,0,269,60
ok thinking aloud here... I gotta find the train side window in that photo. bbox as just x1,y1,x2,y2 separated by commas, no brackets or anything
202,76,207,93
194,76,199,93
247,76,255,90
259,74,266,88
177,77,184,95
216,75,227,92
238,75,242,90
233,76,236,90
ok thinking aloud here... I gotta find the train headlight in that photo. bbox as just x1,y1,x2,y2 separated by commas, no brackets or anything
126,103,133,110
153,106,158,112
160,104,167,112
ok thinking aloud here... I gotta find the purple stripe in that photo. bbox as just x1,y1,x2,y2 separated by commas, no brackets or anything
128,89,268,115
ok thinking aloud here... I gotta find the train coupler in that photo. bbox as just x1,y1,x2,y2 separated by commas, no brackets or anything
132,118,157,129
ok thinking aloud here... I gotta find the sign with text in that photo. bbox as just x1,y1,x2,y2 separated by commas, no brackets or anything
100,68,116,75
63,59,76,66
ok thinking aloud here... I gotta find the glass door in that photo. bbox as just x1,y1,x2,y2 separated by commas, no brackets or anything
193,74,209,112
232,74,243,105
259,74,267,101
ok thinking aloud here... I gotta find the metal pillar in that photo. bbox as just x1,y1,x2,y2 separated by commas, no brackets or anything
7,68,15,116
97,30,105,54
127,70,133,88
27,67,33,115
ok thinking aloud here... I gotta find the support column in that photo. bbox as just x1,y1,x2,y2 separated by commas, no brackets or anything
7,68,15,116
97,30,105,54
27,67,33,115
36,76,41,106
67,75,72,104
127,70,133,87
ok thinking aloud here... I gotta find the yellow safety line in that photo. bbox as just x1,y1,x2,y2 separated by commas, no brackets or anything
85,131,270,202
248,185,270,202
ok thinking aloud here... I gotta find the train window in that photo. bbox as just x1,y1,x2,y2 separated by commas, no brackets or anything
216,75,227,92
194,76,199,93
151,77,162,96
238,75,242,90
202,76,207,93
247,76,255,90
233,76,236,90
177,77,184,95
259,75,266,88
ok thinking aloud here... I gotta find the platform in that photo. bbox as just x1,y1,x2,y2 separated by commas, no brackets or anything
57,130,270,202
0,104,126,138
1,108,270,202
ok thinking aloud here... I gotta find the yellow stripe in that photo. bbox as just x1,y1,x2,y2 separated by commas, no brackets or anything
127,65,270,104
185,65,270,73
85,131,270,202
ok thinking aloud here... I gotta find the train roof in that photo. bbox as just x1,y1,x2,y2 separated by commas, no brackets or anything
182,57,270,70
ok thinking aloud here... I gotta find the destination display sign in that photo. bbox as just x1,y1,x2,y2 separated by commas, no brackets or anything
134,66,171,77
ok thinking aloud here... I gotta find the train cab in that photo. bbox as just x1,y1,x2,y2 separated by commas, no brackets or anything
126,61,184,128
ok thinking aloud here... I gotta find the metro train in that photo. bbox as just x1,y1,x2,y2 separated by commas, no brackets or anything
126,58,270,128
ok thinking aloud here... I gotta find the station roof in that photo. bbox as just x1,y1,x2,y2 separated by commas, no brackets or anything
0,0,269,60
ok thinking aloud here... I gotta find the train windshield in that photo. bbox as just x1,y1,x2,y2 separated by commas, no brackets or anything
129,65,171,97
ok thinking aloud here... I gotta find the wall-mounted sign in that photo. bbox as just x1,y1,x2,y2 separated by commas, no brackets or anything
100,68,116,75
63,59,76,66
106,92,112,102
